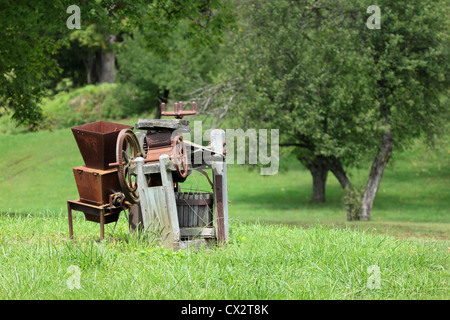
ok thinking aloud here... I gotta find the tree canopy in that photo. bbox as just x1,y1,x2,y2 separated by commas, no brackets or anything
0,0,70,128
0,0,234,128
211,0,449,219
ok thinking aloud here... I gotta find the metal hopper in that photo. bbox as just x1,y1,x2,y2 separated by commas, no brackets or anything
71,121,133,170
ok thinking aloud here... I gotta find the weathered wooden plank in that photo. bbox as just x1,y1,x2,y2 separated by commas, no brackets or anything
214,174,226,242
193,192,198,227
136,118,190,130
197,193,204,227
175,198,213,206
180,227,216,238
145,186,169,234
183,192,188,228
183,192,189,227
198,192,211,227
135,157,152,230
210,129,229,243
221,164,229,240
188,192,194,227
159,154,180,243
186,192,191,227
176,192,182,228
209,193,214,227
201,193,212,227
129,161,177,176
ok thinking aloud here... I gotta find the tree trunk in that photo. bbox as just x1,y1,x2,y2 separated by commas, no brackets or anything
83,51,96,84
98,51,115,83
328,156,352,190
305,157,329,202
98,35,116,84
298,155,351,203
311,167,328,202
360,129,393,221
156,88,170,119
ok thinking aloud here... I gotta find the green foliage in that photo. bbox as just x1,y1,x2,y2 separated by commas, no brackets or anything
116,24,224,107
222,0,449,167
0,0,72,129
223,0,379,168
343,186,363,221
0,109,30,135
101,82,157,119
69,24,113,51
35,83,154,130
41,84,116,128
355,0,450,148
133,0,236,54
0,0,235,128
0,82,160,133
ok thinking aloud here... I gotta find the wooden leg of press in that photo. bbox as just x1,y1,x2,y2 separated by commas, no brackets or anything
67,202,74,240
100,210,105,240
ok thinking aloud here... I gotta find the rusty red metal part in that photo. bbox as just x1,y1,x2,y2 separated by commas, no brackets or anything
115,128,143,205
161,101,196,119
143,129,188,180
72,166,121,206
172,135,188,178
72,121,133,170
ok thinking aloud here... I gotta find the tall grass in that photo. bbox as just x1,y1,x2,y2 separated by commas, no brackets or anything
0,215,448,299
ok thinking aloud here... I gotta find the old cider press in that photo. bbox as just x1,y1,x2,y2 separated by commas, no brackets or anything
67,101,228,249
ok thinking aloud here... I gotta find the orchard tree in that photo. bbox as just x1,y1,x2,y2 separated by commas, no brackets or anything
211,0,448,220
219,0,378,203
353,0,448,220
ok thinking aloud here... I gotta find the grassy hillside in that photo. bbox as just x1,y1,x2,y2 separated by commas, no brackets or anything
0,123,448,239
0,118,448,300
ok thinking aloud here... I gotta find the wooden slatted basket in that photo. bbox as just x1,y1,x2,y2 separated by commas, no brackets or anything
175,192,214,229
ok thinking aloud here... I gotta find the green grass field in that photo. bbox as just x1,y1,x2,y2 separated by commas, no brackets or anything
0,121,448,299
